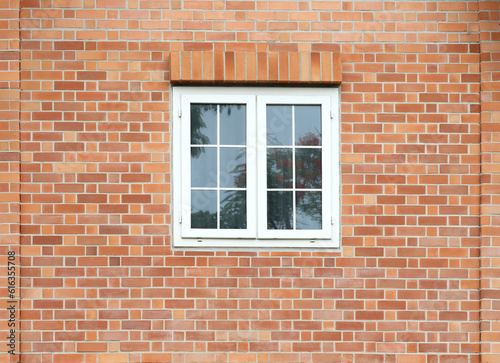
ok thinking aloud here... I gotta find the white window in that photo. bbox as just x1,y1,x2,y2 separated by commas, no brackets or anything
172,87,340,249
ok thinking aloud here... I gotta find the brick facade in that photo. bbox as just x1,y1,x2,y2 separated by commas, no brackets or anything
1,0,500,362
170,51,341,84
479,2,500,363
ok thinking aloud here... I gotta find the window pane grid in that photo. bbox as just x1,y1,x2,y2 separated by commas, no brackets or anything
266,104,322,231
190,103,247,230
292,106,296,230
216,105,220,229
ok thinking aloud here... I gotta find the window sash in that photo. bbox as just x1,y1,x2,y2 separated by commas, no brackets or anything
257,95,332,239
180,94,257,239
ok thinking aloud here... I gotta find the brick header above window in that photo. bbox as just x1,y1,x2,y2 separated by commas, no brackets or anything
170,51,342,85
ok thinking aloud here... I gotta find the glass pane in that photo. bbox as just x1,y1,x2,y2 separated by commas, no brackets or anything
267,105,292,146
220,190,247,229
220,104,246,145
191,147,217,188
267,191,293,230
296,191,322,230
220,147,246,188
267,148,293,189
191,104,217,145
191,190,217,229
296,148,322,189
295,105,321,146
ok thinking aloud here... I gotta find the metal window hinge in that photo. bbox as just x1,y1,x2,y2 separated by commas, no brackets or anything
331,216,334,225
330,110,334,119
179,215,182,224
178,109,182,117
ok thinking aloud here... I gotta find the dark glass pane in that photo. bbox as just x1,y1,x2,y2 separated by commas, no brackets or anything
295,105,322,146
296,191,322,230
220,104,246,146
191,104,217,146
267,191,293,230
191,190,217,229
295,148,322,189
267,105,292,146
191,147,217,188
220,190,247,229
267,148,293,189
220,147,246,188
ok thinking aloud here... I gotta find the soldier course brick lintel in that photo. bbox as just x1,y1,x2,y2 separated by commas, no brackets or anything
170,51,342,85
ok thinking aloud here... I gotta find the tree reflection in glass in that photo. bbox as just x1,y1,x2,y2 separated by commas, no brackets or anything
220,191,247,229
266,103,323,230
266,137,322,230
220,147,247,229
295,133,322,229
190,103,247,229
296,191,322,230
191,190,217,229
267,148,293,188
267,191,293,229
191,104,217,157
295,149,322,190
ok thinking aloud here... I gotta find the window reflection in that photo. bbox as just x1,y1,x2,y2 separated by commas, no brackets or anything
267,105,292,146
267,148,293,189
296,191,322,230
295,105,321,146
266,105,323,230
190,103,247,230
220,191,247,229
220,104,246,145
220,147,246,188
191,190,217,229
191,147,217,188
267,191,293,230
295,147,322,189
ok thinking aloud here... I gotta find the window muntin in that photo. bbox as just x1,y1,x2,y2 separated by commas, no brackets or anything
173,87,339,249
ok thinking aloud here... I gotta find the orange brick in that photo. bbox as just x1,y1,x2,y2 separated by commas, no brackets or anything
8,1,498,362
268,51,278,82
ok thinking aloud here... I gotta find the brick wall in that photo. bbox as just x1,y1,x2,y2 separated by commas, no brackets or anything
1,0,21,359
479,1,500,363
2,0,498,361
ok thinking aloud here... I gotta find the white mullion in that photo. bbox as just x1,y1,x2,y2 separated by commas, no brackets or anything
244,135,248,226
292,105,296,230
247,96,257,238
216,104,220,230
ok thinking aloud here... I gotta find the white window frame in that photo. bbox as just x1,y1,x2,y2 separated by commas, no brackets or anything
179,93,257,239
172,86,340,250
